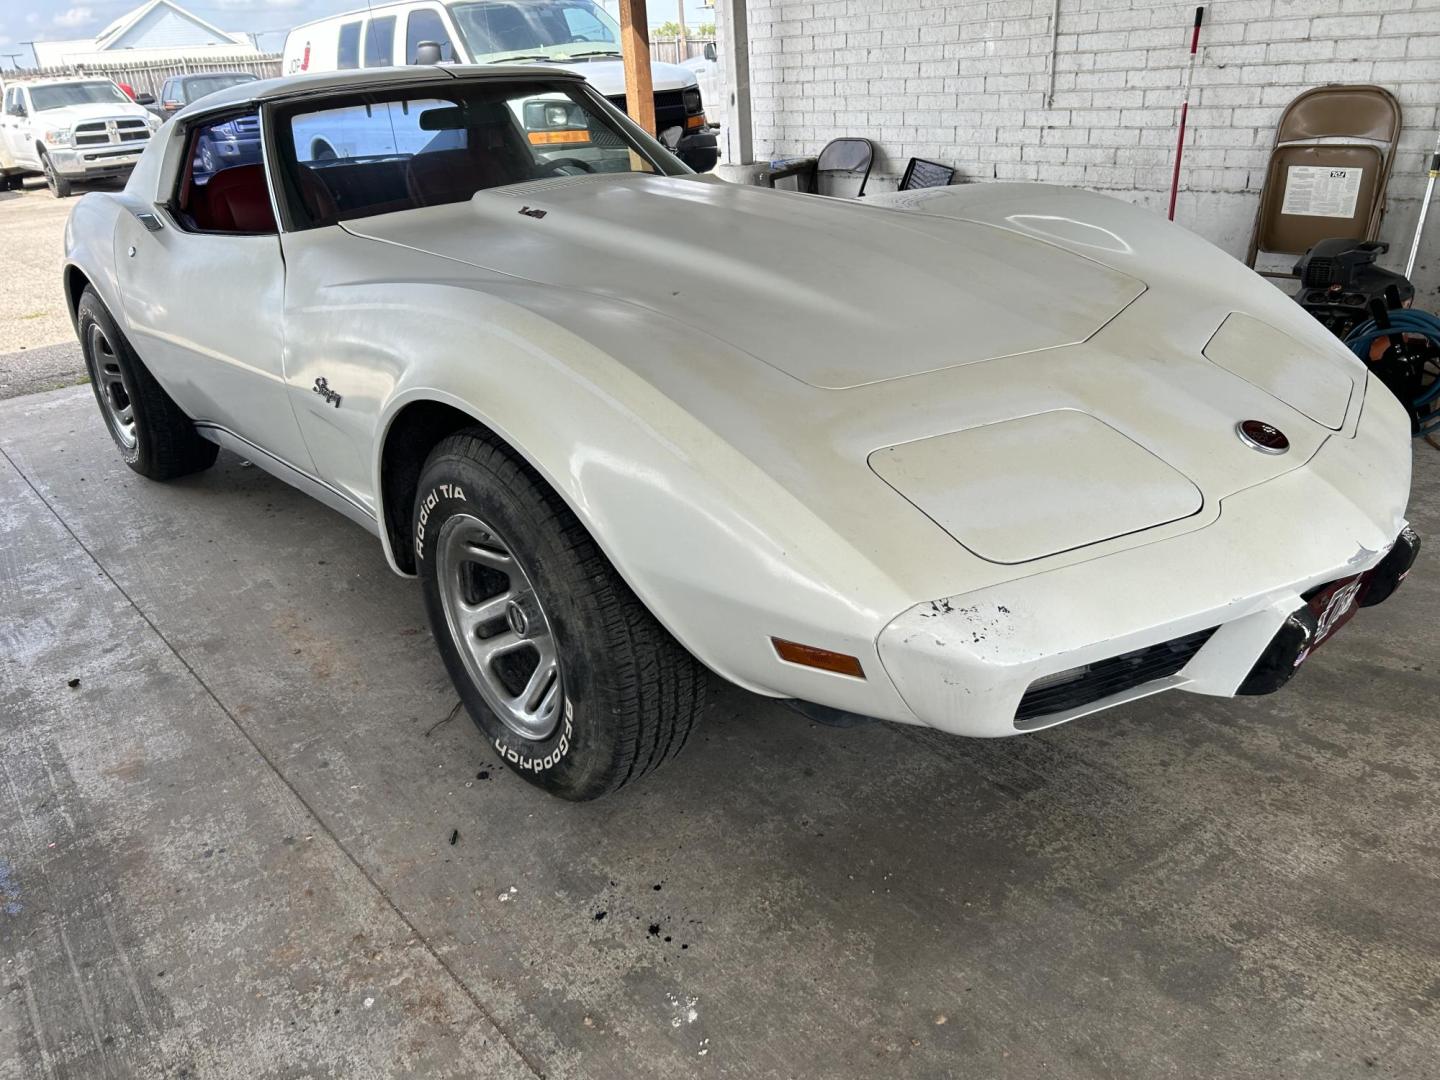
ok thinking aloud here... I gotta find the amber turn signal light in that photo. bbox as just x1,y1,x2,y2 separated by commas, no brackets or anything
528,130,591,145
685,114,706,130
771,638,865,679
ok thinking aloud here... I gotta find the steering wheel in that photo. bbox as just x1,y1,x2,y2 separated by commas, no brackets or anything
540,157,596,175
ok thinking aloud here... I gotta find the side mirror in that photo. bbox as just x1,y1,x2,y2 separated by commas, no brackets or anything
658,125,682,151
703,42,717,61
135,93,155,106
414,40,442,64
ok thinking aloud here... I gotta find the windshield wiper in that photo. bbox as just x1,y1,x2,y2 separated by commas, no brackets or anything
487,53,555,63
568,50,622,59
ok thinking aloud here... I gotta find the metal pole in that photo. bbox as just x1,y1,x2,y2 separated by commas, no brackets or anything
1168,6,1204,222
1405,132,1440,280
1044,0,1060,107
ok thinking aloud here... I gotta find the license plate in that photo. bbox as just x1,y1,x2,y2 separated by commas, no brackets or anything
1294,574,1366,667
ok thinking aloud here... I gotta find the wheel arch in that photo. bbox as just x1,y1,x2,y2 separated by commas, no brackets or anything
63,264,93,329
377,396,492,574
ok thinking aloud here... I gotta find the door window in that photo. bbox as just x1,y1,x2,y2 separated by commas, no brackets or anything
337,21,362,69
561,5,608,42
173,111,274,235
364,15,397,66
406,9,456,62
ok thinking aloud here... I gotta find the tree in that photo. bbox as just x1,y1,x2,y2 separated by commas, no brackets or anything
696,22,715,36
652,21,683,39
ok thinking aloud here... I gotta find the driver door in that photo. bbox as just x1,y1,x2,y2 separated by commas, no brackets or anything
116,107,316,472
2,89,32,166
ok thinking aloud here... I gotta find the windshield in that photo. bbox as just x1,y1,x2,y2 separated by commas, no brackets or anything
29,81,130,111
278,78,687,229
450,0,622,63
184,73,257,103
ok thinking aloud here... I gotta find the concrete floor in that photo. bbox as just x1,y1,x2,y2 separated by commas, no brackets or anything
2,386,1438,1079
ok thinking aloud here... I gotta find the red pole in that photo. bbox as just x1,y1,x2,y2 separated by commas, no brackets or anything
1168,6,1205,221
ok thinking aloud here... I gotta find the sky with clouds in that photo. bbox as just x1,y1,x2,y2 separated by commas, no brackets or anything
0,0,717,65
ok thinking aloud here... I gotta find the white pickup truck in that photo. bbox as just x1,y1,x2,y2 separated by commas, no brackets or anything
0,78,161,196
282,0,718,171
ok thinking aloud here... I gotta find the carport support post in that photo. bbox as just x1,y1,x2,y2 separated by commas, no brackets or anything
720,0,754,166
618,0,657,135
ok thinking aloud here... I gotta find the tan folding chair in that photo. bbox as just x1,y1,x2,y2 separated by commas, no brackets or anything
1245,85,1402,279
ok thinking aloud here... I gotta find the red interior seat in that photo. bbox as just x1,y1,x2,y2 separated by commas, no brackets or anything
189,164,276,234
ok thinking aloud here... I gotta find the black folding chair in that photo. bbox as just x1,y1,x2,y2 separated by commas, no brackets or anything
898,157,955,191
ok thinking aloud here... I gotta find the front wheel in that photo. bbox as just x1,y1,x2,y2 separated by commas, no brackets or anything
41,152,73,197
414,431,707,800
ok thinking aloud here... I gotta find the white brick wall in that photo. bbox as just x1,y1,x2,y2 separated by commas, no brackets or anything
732,0,1440,297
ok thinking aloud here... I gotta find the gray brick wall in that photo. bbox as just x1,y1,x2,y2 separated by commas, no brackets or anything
736,0,1440,295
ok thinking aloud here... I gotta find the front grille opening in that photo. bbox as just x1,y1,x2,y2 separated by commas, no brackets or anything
1015,627,1217,725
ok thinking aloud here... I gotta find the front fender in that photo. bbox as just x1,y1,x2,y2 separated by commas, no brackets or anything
324,255,920,721
873,183,1355,366
62,192,131,332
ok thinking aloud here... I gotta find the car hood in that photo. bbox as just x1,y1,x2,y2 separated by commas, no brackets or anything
35,101,152,125
526,58,697,93
344,173,1146,389
342,175,1375,566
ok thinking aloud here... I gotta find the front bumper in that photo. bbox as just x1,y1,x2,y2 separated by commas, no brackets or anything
873,380,1413,737
48,145,144,178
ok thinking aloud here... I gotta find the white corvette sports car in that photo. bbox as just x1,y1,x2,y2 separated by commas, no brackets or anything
63,66,1419,799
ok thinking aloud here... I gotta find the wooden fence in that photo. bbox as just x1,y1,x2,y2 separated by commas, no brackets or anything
0,40,711,100
1,55,283,100
649,39,714,65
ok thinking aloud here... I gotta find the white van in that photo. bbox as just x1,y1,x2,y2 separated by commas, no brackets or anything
282,0,716,171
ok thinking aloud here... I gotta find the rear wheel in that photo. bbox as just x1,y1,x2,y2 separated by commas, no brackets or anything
41,152,73,197
77,287,218,480
414,430,707,800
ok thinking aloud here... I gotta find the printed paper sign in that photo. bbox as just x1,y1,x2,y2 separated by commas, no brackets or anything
1280,165,1364,219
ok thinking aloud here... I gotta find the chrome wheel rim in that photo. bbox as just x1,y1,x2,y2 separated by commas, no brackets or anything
87,324,136,450
436,513,562,741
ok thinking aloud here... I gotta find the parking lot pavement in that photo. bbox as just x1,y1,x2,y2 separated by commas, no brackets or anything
0,181,81,352
0,180,92,401
0,340,86,400
2,387,1438,1079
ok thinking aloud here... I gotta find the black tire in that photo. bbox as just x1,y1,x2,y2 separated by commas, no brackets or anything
77,287,218,480
41,152,73,197
414,430,707,800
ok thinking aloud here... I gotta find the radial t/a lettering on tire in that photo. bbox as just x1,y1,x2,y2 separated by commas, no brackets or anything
413,429,707,800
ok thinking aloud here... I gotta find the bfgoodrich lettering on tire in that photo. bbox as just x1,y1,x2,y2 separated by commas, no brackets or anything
414,429,707,800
